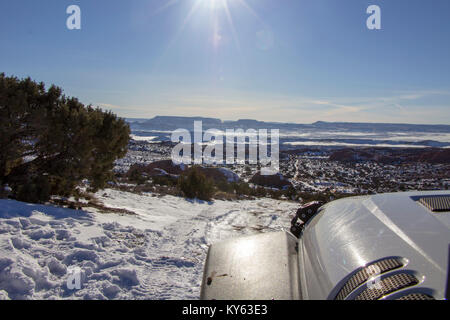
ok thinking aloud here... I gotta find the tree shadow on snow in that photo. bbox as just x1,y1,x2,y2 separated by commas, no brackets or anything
184,198,214,205
0,199,92,221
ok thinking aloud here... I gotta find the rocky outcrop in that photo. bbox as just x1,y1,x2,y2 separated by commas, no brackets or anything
249,172,292,189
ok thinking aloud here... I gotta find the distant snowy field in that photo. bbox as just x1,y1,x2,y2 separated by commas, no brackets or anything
0,189,298,300
130,129,450,149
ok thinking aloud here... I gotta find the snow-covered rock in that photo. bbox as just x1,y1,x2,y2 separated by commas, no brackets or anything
218,168,240,183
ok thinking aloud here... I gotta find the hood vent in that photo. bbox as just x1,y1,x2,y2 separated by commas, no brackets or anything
418,195,450,212
335,257,404,300
397,293,435,300
355,273,419,300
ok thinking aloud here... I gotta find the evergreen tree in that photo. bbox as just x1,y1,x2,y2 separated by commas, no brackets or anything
0,73,130,202
178,167,214,201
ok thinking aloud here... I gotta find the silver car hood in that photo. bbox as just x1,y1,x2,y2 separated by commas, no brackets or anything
201,191,450,300
200,231,301,300
299,190,450,299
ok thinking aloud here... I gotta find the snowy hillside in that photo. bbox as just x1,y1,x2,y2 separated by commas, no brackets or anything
0,189,299,300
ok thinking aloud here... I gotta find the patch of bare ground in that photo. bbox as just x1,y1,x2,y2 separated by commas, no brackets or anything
50,196,137,216
86,201,137,216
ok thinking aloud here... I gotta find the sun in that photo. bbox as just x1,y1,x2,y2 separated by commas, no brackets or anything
202,0,227,10
154,0,263,53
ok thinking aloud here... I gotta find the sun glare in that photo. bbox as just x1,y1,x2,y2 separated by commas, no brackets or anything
154,0,263,54
202,0,225,10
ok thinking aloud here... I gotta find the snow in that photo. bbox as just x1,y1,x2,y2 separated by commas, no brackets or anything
283,141,434,148
130,135,158,143
0,189,299,299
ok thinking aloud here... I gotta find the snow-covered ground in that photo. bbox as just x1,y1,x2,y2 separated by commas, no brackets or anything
0,189,299,300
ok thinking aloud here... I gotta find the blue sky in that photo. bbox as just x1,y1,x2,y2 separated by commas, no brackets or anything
1,0,450,124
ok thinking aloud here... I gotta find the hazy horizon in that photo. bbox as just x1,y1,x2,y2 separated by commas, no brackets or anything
125,115,450,127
